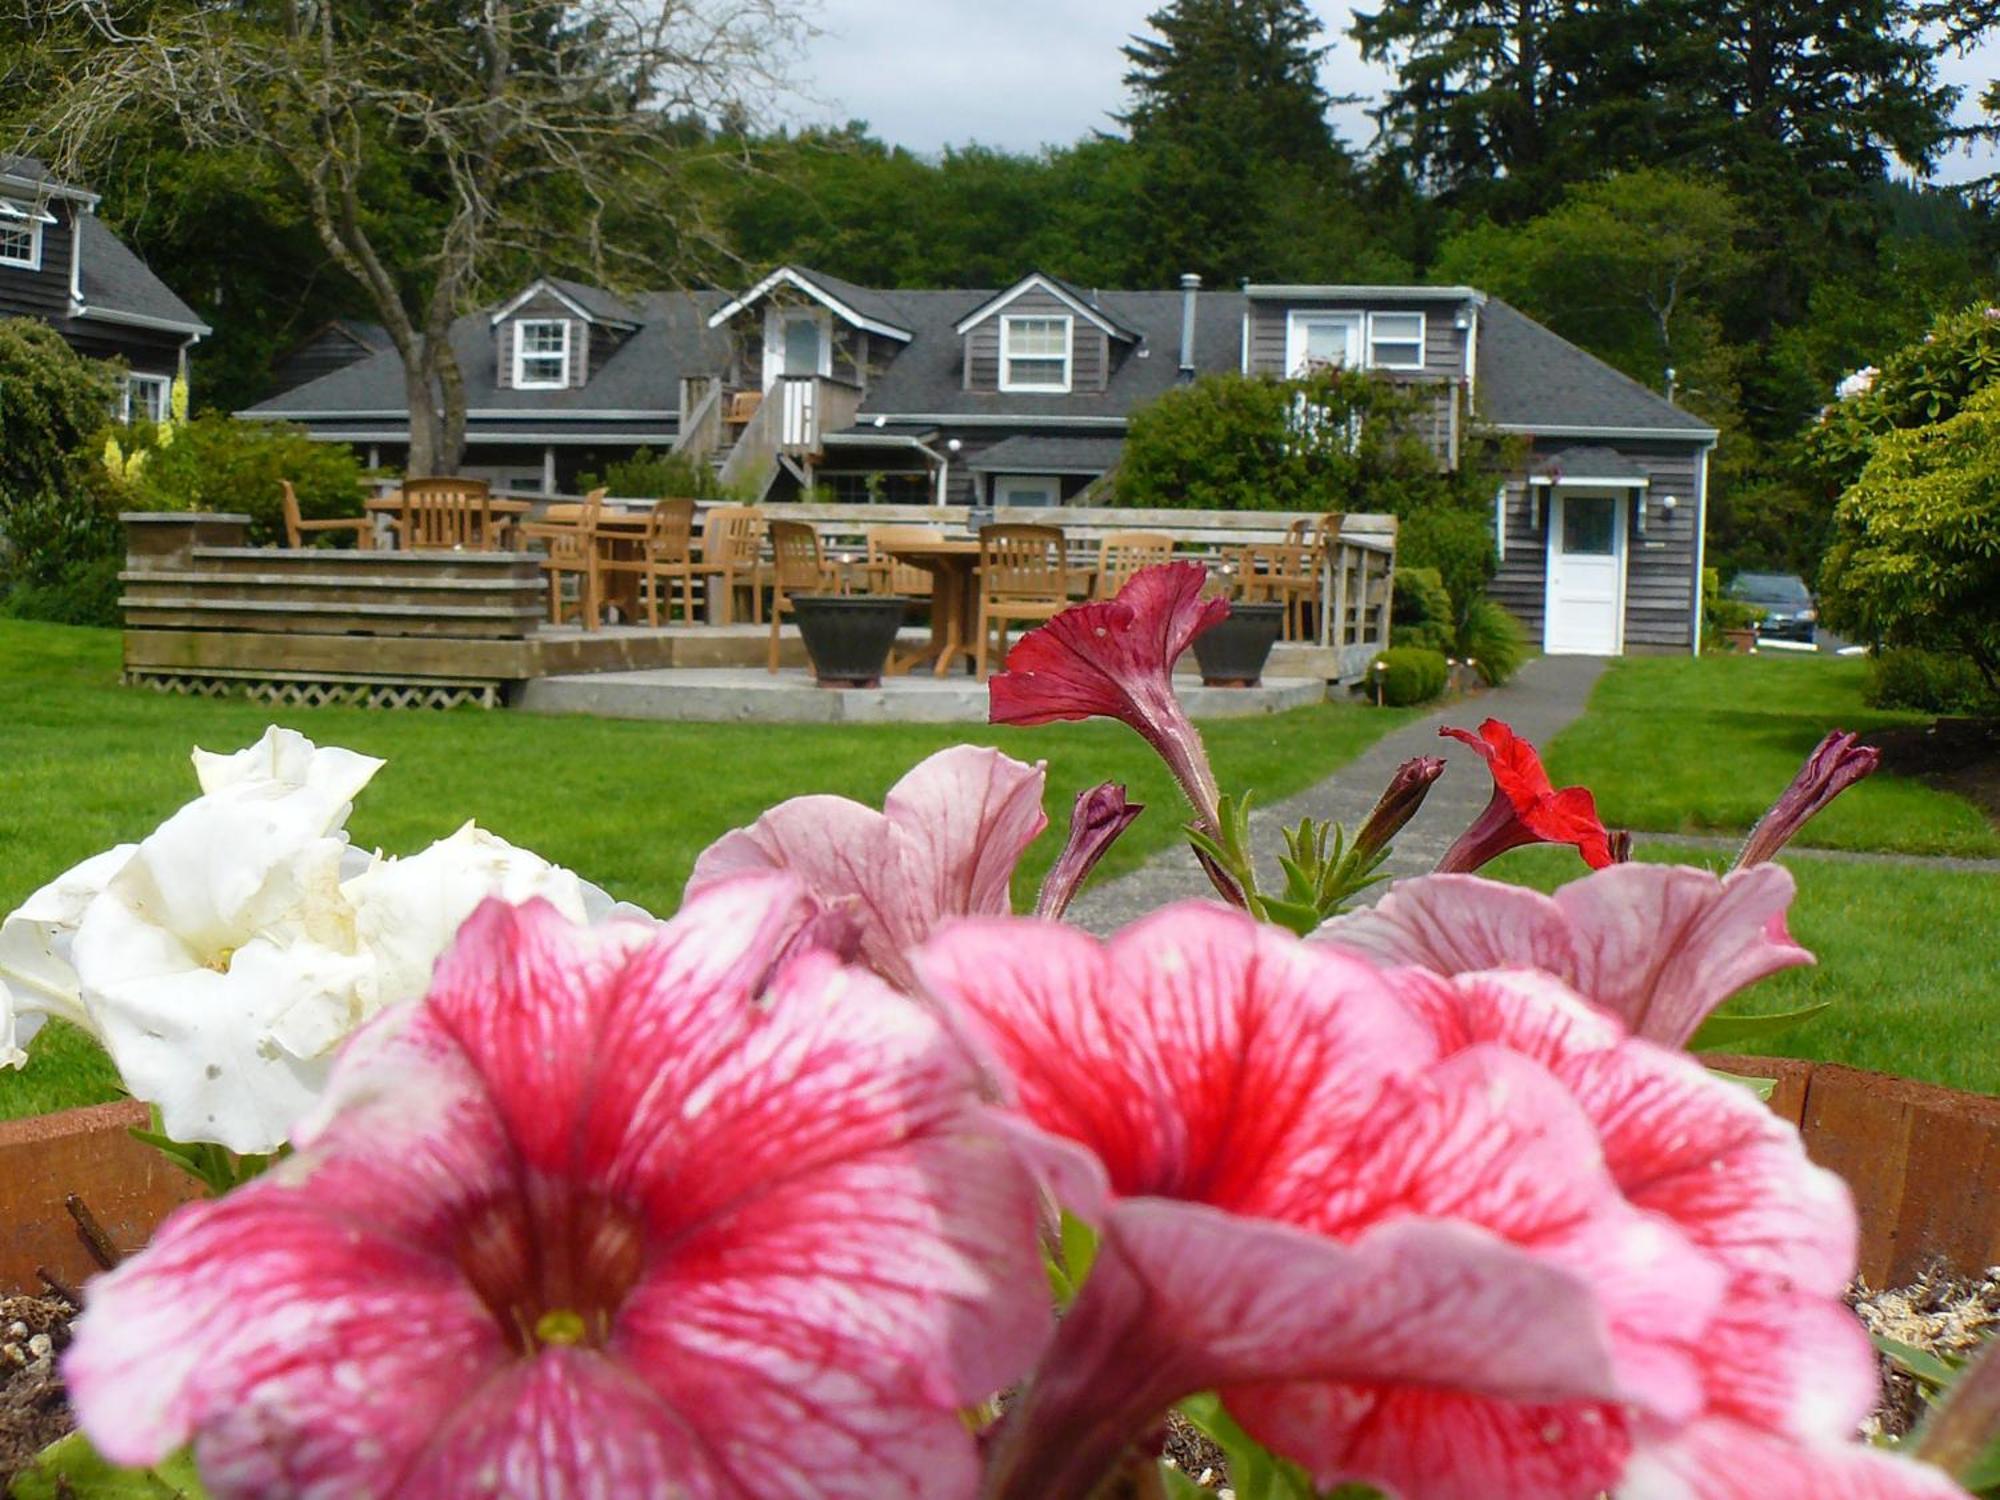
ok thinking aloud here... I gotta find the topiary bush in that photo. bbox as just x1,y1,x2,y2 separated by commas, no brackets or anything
1457,595,1528,685
1370,645,1449,706
1390,565,1454,654
1866,648,1998,715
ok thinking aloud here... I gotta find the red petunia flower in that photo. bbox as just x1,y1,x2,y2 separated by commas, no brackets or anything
988,562,1228,831
1437,718,1616,873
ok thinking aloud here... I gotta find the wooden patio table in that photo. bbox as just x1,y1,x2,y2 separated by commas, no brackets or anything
364,494,531,552
537,503,654,621
882,537,983,677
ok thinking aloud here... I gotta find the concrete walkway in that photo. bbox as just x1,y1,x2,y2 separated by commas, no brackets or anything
1068,655,1611,932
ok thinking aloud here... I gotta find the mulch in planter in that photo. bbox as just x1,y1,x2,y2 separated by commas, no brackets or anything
0,1291,73,1488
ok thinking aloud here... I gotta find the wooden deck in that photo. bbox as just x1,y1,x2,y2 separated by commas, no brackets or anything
120,507,1396,710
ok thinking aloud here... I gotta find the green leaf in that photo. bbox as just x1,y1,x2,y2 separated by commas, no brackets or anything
1874,1333,1960,1390
1706,1068,1778,1101
1157,1463,1213,1498
1259,896,1327,937
1688,1004,1830,1050
7,1432,208,1499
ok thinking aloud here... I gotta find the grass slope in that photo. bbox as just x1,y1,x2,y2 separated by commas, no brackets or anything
0,620,1416,1119
1541,655,1999,858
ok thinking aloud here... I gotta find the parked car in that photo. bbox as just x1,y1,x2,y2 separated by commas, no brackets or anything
1726,572,1817,643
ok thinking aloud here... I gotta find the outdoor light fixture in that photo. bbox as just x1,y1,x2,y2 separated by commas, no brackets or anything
947,438,962,453
1661,493,1679,511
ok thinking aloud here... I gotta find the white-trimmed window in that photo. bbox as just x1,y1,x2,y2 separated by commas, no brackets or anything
1000,315,1072,392
513,318,571,388
122,374,170,424
1368,311,1426,370
0,200,47,270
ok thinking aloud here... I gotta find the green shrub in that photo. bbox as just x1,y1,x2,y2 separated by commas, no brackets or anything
578,446,730,500
0,318,119,513
1458,595,1528,684
1370,645,1449,706
110,413,364,544
1701,567,1762,647
1390,565,1454,653
1398,508,1496,629
0,479,125,626
1866,648,1998,715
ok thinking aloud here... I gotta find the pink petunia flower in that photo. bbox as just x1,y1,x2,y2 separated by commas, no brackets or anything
1315,862,1813,1048
65,878,1053,1500
685,744,1047,991
917,906,1960,1500
916,906,1731,1500
1437,719,1617,872
1390,965,1968,1500
988,562,1229,831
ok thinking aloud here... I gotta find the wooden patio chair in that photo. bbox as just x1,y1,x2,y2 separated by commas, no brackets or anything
396,476,502,551
279,480,372,551
725,389,762,431
1092,530,1173,598
975,523,1069,680
598,498,702,625
698,505,768,625
767,519,844,672
862,525,941,599
521,487,606,630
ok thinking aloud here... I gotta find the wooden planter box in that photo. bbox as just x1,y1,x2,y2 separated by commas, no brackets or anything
1710,1055,2000,1287
0,1101,204,1295
1,1060,1993,1296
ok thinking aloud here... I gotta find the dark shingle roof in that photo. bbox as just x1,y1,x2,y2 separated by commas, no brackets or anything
965,435,1129,473
786,267,918,337
1477,299,1713,435
76,215,209,332
543,277,642,325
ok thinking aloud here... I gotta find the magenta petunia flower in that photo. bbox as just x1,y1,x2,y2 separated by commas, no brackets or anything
916,906,1726,1500
1437,719,1616,873
988,562,1229,830
685,744,1047,991
65,878,1053,1500
1316,862,1813,1048
1034,782,1143,920
1736,730,1881,868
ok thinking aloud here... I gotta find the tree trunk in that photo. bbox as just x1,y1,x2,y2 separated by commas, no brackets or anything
403,362,440,476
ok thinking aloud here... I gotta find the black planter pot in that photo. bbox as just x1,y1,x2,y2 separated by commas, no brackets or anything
1191,602,1285,687
791,595,907,688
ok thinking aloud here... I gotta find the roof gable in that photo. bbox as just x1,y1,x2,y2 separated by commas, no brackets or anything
1476,299,1715,438
489,277,639,328
706,265,914,342
953,272,1142,341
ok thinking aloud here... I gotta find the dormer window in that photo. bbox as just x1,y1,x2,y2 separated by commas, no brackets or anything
513,319,570,388
1368,311,1426,370
1001,315,1072,392
0,199,48,270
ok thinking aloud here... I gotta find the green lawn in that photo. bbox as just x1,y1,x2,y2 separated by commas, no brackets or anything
0,620,1418,1120
1540,654,2000,858
1490,845,2000,1094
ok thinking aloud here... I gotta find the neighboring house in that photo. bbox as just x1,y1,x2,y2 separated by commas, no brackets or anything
0,156,211,419
268,318,393,396
246,265,1717,654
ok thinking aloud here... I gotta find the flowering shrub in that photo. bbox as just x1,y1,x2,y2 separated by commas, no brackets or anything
4,565,1991,1499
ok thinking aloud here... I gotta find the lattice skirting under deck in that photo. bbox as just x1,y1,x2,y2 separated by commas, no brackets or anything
123,670,502,712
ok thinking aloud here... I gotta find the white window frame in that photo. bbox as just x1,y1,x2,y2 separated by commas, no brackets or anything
1367,311,1427,371
1000,314,1073,393
0,201,43,270
993,474,1061,508
1285,309,1362,376
512,318,571,389
121,373,170,424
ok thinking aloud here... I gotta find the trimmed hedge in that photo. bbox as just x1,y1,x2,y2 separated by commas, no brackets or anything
1371,646,1449,706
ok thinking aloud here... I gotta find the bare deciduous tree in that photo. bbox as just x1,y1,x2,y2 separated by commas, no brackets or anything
20,0,811,473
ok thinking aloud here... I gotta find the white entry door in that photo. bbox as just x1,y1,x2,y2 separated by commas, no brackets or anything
1544,490,1626,655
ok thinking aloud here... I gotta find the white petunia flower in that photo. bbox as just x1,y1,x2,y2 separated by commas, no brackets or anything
192,724,384,811
0,845,137,1067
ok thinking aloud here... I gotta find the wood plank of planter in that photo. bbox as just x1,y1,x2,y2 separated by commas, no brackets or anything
1800,1064,2000,1287
0,1101,205,1296
124,629,534,680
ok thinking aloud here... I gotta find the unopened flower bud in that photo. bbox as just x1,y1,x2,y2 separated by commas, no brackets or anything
1353,756,1445,864
1735,731,1879,868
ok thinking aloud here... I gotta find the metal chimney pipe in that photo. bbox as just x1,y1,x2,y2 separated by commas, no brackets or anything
1178,273,1201,380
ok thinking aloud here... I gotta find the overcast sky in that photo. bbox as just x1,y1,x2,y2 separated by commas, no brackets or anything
793,0,2000,186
